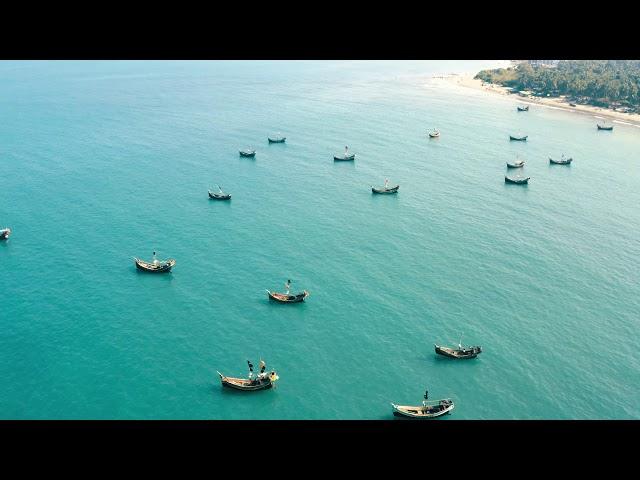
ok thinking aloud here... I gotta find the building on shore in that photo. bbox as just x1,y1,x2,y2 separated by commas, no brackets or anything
511,60,559,68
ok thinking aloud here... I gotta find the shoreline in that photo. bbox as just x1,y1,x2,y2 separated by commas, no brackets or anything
442,74,640,129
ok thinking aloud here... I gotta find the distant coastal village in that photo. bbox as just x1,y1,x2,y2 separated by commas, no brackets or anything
475,60,640,115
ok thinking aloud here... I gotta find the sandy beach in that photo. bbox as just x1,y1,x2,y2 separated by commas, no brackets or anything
444,74,640,129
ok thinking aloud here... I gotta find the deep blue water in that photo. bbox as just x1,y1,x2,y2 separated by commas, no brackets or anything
1,61,638,419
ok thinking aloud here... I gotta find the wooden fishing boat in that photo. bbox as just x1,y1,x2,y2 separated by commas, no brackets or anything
391,399,454,419
506,159,525,168
509,135,528,141
597,123,613,131
569,103,577,107
435,344,482,359
428,130,440,138
268,136,286,143
217,370,279,391
505,175,530,184
266,290,309,303
549,156,573,165
0,228,11,240
372,184,399,194
517,105,529,111
208,190,232,200
239,149,256,157
134,256,176,272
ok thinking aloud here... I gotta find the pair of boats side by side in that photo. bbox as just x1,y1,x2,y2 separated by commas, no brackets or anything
505,149,530,184
206,182,400,199
388,342,483,419
240,144,358,162
133,259,310,303
236,134,286,159
517,103,615,132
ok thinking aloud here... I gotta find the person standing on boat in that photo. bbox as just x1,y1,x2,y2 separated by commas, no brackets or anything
384,178,389,189
152,251,159,266
247,360,254,380
285,279,291,295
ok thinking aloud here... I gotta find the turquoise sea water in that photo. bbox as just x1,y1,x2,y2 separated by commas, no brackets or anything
1,60,639,419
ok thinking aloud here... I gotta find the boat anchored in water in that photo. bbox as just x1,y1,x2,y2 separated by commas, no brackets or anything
334,145,355,161
208,185,231,200
506,157,525,168
268,133,286,143
505,175,530,184
435,337,482,359
372,178,399,194
0,227,11,240
549,154,573,165
239,148,256,157
217,359,279,391
391,390,454,419
597,122,614,131
509,134,528,141
267,279,309,303
134,251,176,272
517,105,529,112
428,128,440,138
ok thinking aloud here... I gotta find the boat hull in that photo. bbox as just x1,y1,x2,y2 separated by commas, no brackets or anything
268,138,286,143
372,186,399,194
428,132,440,138
391,401,454,419
208,191,231,200
218,373,275,391
505,176,529,184
334,154,355,161
506,162,524,168
517,107,529,111
221,379,274,391
0,229,10,240
134,258,175,273
597,125,613,131
239,151,256,157
435,345,481,359
267,290,308,303
549,158,572,165
509,136,528,141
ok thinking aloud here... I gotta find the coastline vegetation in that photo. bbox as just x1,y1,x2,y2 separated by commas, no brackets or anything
475,60,640,112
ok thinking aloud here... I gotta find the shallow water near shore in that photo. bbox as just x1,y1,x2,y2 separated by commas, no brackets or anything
1,61,639,419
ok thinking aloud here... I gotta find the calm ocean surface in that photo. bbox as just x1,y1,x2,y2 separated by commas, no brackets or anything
1,61,638,419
